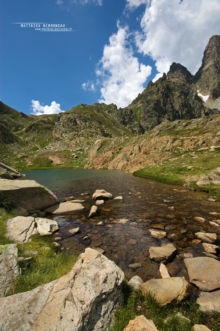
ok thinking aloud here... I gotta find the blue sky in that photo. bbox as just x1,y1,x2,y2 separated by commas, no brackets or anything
1,0,220,115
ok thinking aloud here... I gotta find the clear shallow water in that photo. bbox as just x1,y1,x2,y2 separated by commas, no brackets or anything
24,169,220,280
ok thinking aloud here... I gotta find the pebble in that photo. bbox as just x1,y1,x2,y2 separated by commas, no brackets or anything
128,263,142,269
194,216,205,223
69,227,80,235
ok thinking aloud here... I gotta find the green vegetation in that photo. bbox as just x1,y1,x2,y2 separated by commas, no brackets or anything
14,235,77,293
0,209,15,245
111,285,220,331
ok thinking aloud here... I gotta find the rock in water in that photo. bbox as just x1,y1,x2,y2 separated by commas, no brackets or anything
0,179,58,211
88,205,98,218
124,315,159,331
149,243,176,262
92,189,113,200
46,201,84,214
184,257,220,291
0,244,19,297
195,232,217,243
140,277,188,306
0,248,124,331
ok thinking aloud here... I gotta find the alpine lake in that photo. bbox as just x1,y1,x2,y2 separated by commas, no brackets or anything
24,169,220,281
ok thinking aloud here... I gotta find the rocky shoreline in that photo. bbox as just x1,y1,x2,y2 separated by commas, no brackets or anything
1,168,220,330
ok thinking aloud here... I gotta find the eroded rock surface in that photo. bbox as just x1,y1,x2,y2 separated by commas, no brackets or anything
149,243,176,262
197,289,220,313
46,201,84,214
92,189,113,200
0,244,19,297
0,248,124,331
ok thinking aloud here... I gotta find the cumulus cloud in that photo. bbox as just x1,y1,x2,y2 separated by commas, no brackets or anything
82,81,95,91
136,0,220,78
31,100,64,116
57,0,102,6
126,0,146,9
97,26,152,107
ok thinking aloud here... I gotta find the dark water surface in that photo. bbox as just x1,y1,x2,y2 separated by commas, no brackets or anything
24,169,220,280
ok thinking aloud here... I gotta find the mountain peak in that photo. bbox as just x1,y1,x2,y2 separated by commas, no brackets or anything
167,62,193,83
195,35,220,99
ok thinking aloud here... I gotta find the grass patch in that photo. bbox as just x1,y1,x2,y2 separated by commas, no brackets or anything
14,234,77,293
111,287,220,331
0,209,15,245
134,166,184,185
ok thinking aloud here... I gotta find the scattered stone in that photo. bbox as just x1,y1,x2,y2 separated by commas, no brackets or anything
128,275,144,291
159,263,170,278
65,195,75,201
0,248,124,331
55,236,62,240
35,218,58,236
97,221,103,225
209,212,220,216
52,242,60,247
149,229,166,239
83,235,89,240
7,216,36,243
209,221,220,227
46,202,84,215
118,218,129,224
212,219,220,224
0,178,58,211
114,196,123,200
208,197,217,202
18,257,33,266
195,232,217,243
193,325,211,331
202,243,218,254
128,239,136,245
184,257,220,291
124,315,158,331
192,239,201,245
70,199,85,203
197,289,220,313
69,227,80,235
0,244,19,297
194,216,205,223
88,205,98,218
149,243,176,262
182,252,194,258
95,200,104,206
168,206,175,211
140,277,188,305
92,189,113,200
128,263,142,270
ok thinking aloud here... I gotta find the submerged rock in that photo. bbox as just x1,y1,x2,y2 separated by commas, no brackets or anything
149,229,166,239
0,179,58,211
149,243,176,262
140,277,188,305
95,199,104,206
202,243,218,254
124,315,158,331
0,244,19,297
184,257,220,291
0,248,124,331
69,227,80,235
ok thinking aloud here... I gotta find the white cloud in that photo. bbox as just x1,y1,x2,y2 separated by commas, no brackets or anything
136,0,220,78
31,100,64,116
126,0,146,9
97,26,152,107
82,81,95,91
57,0,103,6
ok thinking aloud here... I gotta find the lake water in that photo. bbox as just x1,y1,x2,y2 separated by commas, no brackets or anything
24,169,220,281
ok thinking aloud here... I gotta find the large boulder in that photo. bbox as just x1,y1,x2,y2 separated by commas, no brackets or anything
197,290,220,313
0,162,23,180
0,244,19,297
184,257,220,291
124,315,158,331
140,277,188,305
7,216,37,243
0,179,58,211
7,216,59,243
0,248,124,331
